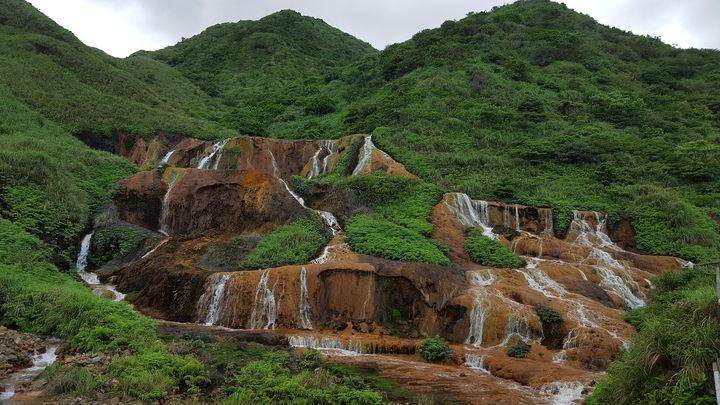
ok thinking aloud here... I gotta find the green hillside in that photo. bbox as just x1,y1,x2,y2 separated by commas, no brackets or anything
139,10,376,136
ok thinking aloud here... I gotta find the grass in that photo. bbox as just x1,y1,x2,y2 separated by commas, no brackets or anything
241,213,331,269
346,215,450,265
465,228,525,268
588,266,720,404
88,225,142,268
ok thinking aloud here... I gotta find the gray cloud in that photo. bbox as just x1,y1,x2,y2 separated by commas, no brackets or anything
29,0,720,57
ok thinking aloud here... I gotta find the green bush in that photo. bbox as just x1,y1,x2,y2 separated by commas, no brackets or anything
88,225,142,267
536,306,563,325
506,341,531,358
588,266,719,404
465,229,525,268
346,215,450,265
418,336,452,363
241,214,331,269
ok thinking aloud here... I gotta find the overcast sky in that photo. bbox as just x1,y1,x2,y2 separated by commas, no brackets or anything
28,0,720,58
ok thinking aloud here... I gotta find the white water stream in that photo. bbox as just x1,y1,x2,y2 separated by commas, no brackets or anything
197,139,229,169
248,270,277,330
75,233,125,302
199,273,231,326
297,267,313,330
0,345,58,403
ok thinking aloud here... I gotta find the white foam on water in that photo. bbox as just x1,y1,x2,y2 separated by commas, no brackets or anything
443,193,496,239
465,353,490,373
159,149,175,165
1,345,58,402
248,270,277,330
540,381,586,405
197,139,229,169
198,273,231,326
297,267,313,330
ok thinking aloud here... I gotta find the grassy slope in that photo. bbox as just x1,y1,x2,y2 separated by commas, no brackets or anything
0,0,232,139
139,9,376,137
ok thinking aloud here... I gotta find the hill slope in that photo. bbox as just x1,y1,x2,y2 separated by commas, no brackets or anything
139,9,376,136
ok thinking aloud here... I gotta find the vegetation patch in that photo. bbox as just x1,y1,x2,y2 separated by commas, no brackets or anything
346,215,450,265
88,225,142,268
418,336,452,363
465,228,525,268
241,213,331,269
506,342,531,358
588,266,720,404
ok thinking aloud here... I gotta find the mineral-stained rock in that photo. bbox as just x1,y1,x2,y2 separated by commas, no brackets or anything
116,168,305,236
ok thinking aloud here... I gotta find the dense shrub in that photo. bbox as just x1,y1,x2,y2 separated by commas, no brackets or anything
241,214,331,269
418,336,452,363
465,228,525,268
588,266,720,404
346,215,450,265
506,342,531,358
88,225,142,267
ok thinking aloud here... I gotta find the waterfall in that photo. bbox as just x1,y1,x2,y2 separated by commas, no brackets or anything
570,211,616,249
141,238,169,259
288,335,363,355
198,273,231,326
514,206,521,232
443,193,496,239
503,205,511,230
322,140,335,174
465,354,490,373
75,232,93,278
248,270,277,330
469,270,494,286
75,233,125,302
197,139,229,169
307,140,335,179
541,208,554,235
298,267,313,330
0,345,59,402
540,381,586,405
158,174,180,236
317,210,341,235
466,294,488,347
159,149,175,165
352,135,380,175
500,312,534,346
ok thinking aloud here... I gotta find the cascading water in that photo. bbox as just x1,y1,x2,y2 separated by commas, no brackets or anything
288,335,363,355
197,139,229,169
297,267,313,330
465,353,490,373
541,208,554,235
307,140,336,179
514,206,521,232
321,140,335,174
466,295,488,347
248,270,277,330
352,135,388,176
500,313,534,346
159,174,180,236
443,193,496,239
198,273,231,326
75,233,125,302
0,345,58,402
540,381,586,405
159,149,175,165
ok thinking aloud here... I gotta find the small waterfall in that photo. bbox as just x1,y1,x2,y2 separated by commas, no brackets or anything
465,354,490,373
297,267,313,330
540,381,586,405
288,335,363,355
500,312,534,346
541,208,554,235
0,345,58,402
159,149,175,165
197,139,229,169
360,279,373,319
352,135,383,175
307,140,335,179
570,211,616,249
316,210,341,235
159,174,180,236
514,205,521,232
322,141,335,173
466,294,488,347
141,238,169,259
198,273,231,326
75,233,125,302
517,259,566,299
443,193,496,239
503,205,511,230
248,270,277,330
469,270,494,286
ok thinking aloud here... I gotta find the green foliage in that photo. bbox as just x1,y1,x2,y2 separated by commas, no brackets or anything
418,336,452,363
346,215,450,265
588,266,720,404
241,213,331,269
45,365,105,396
465,229,525,268
506,341,531,358
88,225,142,267
536,306,563,325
